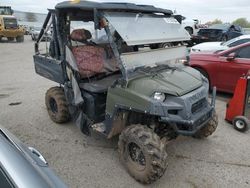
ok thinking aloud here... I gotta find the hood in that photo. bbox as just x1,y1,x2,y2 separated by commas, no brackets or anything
127,66,203,96
191,42,228,52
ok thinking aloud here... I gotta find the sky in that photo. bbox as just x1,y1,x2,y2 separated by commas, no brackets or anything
1,0,250,23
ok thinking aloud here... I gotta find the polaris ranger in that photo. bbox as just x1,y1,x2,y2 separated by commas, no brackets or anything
33,1,218,184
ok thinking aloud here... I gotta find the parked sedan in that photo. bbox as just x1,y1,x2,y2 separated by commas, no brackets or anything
192,24,244,44
31,26,51,41
190,42,250,93
191,34,250,53
0,125,68,188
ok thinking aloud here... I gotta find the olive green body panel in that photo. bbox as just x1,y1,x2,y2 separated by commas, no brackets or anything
106,86,152,115
0,16,25,38
106,66,203,114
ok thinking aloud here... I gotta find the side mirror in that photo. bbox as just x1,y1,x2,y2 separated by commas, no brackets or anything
227,52,236,61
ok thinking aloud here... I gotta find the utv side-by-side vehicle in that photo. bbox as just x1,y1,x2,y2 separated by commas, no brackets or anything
33,1,218,184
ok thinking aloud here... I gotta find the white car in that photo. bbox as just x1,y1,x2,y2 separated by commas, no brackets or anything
181,17,199,35
191,34,250,53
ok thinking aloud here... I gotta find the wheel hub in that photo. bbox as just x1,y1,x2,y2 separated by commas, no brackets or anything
128,142,146,167
49,98,58,113
236,120,245,129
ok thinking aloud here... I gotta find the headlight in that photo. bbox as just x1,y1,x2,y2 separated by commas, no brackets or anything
153,92,165,102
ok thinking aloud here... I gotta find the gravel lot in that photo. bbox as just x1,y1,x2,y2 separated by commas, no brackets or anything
0,36,250,188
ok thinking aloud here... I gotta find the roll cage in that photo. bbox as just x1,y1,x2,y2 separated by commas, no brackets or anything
35,2,186,85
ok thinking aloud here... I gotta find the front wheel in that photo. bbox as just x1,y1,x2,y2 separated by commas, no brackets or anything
233,116,249,132
118,125,167,184
16,35,24,43
7,37,14,41
193,113,218,139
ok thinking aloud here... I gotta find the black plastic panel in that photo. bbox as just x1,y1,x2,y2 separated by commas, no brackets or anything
244,79,250,119
82,91,107,123
33,55,64,84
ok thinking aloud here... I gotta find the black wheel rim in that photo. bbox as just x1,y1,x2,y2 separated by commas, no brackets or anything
49,97,58,113
127,142,146,170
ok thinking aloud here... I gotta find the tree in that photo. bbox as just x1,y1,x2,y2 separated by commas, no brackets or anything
205,19,223,26
232,18,250,28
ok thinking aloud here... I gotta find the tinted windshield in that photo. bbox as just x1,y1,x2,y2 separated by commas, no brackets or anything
121,46,187,75
3,18,17,29
104,12,190,46
209,24,229,30
0,7,12,15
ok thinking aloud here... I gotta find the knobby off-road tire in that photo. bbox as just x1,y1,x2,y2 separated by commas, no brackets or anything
16,35,24,43
193,113,218,139
7,37,14,41
45,87,70,123
118,124,167,184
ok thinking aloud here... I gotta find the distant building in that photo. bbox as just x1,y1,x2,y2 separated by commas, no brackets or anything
14,10,46,27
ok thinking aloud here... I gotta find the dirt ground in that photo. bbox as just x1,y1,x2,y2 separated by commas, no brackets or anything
0,36,250,188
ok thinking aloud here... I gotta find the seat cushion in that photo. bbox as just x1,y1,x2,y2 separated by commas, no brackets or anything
79,74,121,93
71,29,92,42
72,45,105,78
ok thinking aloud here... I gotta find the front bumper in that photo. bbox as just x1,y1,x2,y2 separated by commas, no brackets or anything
159,87,216,136
0,29,24,38
191,35,221,44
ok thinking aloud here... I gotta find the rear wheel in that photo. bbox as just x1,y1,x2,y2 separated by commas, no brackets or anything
7,37,14,41
193,113,218,139
16,35,24,43
233,116,249,132
159,42,173,48
118,124,167,184
45,87,70,123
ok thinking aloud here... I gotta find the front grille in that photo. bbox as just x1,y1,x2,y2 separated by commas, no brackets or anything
4,18,18,29
191,98,207,114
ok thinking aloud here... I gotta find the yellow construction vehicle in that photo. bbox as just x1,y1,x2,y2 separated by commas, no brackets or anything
0,6,25,42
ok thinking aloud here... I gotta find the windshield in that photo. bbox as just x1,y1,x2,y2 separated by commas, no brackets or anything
209,24,229,30
0,7,12,15
104,12,190,46
121,46,186,76
3,17,17,29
